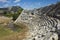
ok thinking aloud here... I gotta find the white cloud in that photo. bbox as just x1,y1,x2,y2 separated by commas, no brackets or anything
3,4,9,7
0,0,8,2
22,2,41,10
14,0,21,3
16,4,20,6
14,3,20,6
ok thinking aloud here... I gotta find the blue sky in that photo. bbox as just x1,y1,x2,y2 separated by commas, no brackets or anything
0,0,60,9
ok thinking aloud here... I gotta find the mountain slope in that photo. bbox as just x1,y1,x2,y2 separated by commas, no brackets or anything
15,2,60,40
36,2,60,20
0,6,23,20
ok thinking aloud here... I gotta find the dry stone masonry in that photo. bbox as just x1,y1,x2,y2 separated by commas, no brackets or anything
15,10,58,40
15,2,60,40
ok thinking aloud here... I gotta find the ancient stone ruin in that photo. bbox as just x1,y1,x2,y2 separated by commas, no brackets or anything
14,2,60,40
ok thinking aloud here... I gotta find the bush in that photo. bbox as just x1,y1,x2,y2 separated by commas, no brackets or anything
4,8,23,21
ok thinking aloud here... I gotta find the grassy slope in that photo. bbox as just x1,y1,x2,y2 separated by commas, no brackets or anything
0,25,14,37
0,23,29,40
0,17,29,40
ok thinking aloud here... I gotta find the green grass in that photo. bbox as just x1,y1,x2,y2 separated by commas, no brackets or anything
0,24,22,37
0,25,14,37
0,22,28,40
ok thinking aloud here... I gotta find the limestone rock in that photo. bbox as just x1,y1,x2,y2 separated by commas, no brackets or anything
14,2,60,40
15,10,58,40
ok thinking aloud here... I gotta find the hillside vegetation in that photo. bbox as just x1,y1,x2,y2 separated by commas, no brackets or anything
0,16,28,40
2,6,23,21
0,2,60,40
0,6,25,40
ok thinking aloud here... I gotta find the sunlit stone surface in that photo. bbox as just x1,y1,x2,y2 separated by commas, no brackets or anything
15,10,59,40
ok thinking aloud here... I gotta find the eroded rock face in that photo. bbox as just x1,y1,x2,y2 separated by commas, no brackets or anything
15,10,58,40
